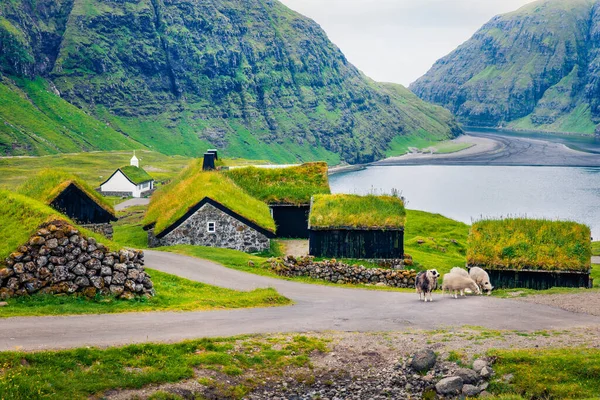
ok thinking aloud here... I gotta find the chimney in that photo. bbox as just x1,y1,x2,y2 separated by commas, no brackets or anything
207,149,219,160
203,152,215,171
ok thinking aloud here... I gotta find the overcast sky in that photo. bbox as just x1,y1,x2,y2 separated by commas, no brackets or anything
279,0,536,86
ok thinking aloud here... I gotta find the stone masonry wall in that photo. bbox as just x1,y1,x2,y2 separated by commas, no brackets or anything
269,256,418,287
148,203,270,253
0,220,154,300
81,223,114,239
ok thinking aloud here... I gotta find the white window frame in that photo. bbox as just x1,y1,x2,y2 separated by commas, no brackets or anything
207,221,216,233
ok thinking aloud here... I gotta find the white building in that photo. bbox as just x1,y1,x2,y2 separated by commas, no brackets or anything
100,154,155,198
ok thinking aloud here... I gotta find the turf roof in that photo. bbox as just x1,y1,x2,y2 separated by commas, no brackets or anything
224,162,330,205
119,165,153,185
18,169,116,217
0,191,120,262
467,218,591,272
309,194,406,230
144,161,276,235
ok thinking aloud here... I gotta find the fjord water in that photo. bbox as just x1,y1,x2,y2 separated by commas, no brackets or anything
329,166,600,239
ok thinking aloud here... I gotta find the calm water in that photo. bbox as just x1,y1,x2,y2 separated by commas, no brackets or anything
330,166,600,239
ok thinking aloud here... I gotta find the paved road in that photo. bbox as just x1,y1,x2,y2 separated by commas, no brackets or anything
593,256,600,264
1,251,599,352
376,132,600,167
115,198,150,211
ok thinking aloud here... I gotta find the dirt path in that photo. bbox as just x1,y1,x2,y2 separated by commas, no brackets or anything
1,250,600,352
281,240,309,257
115,198,150,211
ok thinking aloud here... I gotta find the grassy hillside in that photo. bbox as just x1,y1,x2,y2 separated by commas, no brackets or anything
412,0,600,134
0,77,141,156
0,0,461,163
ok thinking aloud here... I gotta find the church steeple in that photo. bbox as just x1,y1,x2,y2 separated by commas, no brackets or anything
130,151,139,167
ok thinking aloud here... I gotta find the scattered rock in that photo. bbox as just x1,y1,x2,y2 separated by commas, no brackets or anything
0,301,7,307
410,349,437,372
463,384,482,396
472,359,488,373
480,366,494,379
455,367,479,384
436,376,463,395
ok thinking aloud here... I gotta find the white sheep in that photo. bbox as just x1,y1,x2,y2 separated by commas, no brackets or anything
469,267,494,295
442,273,481,299
415,269,440,302
450,267,469,277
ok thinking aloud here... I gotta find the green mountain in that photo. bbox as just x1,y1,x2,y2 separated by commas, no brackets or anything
411,0,600,135
0,0,461,163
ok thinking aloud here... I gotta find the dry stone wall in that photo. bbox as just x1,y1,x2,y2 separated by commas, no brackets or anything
269,256,418,287
81,223,114,239
0,220,154,300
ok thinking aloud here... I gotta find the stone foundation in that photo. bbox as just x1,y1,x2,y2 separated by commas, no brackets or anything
269,256,417,287
149,202,270,253
97,190,132,198
0,220,154,300
81,223,114,239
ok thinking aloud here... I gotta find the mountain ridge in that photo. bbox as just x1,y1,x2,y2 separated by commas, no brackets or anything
0,0,461,163
411,0,600,136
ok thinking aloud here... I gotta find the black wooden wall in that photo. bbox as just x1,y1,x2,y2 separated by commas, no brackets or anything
271,205,310,239
309,229,404,259
50,184,117,224
487,269,591,290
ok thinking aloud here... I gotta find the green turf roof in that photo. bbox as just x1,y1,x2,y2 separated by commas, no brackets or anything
144,162,276,235
17,169,115,216
467,218,591,272
0,191,120,262
224,162,330,205
309,194,406,230
119,165,153,185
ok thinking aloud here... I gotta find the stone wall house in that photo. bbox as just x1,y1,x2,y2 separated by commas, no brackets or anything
147,198,273,253
18,170,118,239
100,154,155,198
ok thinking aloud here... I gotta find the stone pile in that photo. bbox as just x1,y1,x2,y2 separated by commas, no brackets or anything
0,220,154,300
269,255,417,288
247,348,496,399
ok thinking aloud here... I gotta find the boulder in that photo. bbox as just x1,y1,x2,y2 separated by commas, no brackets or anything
410,349,437,372
462,384,481,396
455,368,479,384
480,366,494,379
436,376,463,395
472,359,488,374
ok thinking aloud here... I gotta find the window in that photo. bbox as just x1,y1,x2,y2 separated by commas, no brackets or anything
207,221,216,233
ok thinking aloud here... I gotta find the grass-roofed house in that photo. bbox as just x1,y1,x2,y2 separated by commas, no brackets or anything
18,170,117,238
225,163,330,238
100,154,155,198
468,218,592,289
309,194,406,259
0,191,153,300
144,161,276,252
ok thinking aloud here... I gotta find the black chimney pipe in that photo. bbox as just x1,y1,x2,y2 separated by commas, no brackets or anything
203,152,215,171
207,149,219,160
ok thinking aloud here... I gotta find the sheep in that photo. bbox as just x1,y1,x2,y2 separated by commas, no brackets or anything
469,267,494,295
442,273,481,299
450,267,469,277
415,269,440,302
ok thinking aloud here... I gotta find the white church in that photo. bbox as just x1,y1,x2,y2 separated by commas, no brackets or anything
100,153,155,198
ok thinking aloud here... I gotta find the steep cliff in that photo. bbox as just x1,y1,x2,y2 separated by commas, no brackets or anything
411,0,600,135
0,0,461,162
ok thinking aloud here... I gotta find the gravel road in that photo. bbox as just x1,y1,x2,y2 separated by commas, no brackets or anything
1,250,599,352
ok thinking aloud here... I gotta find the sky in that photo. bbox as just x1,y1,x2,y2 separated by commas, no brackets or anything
278,0,536,86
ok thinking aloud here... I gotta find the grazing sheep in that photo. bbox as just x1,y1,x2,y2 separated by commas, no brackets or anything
450,267,469,277
442,273,481,299
416,269,440,302
469,267,494,295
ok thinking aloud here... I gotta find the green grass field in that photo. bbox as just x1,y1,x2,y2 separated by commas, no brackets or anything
593,241,600,256
0,150,191,189
489,348,600,399
432,141,474,154
0,334,326,399
0,268,289,318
